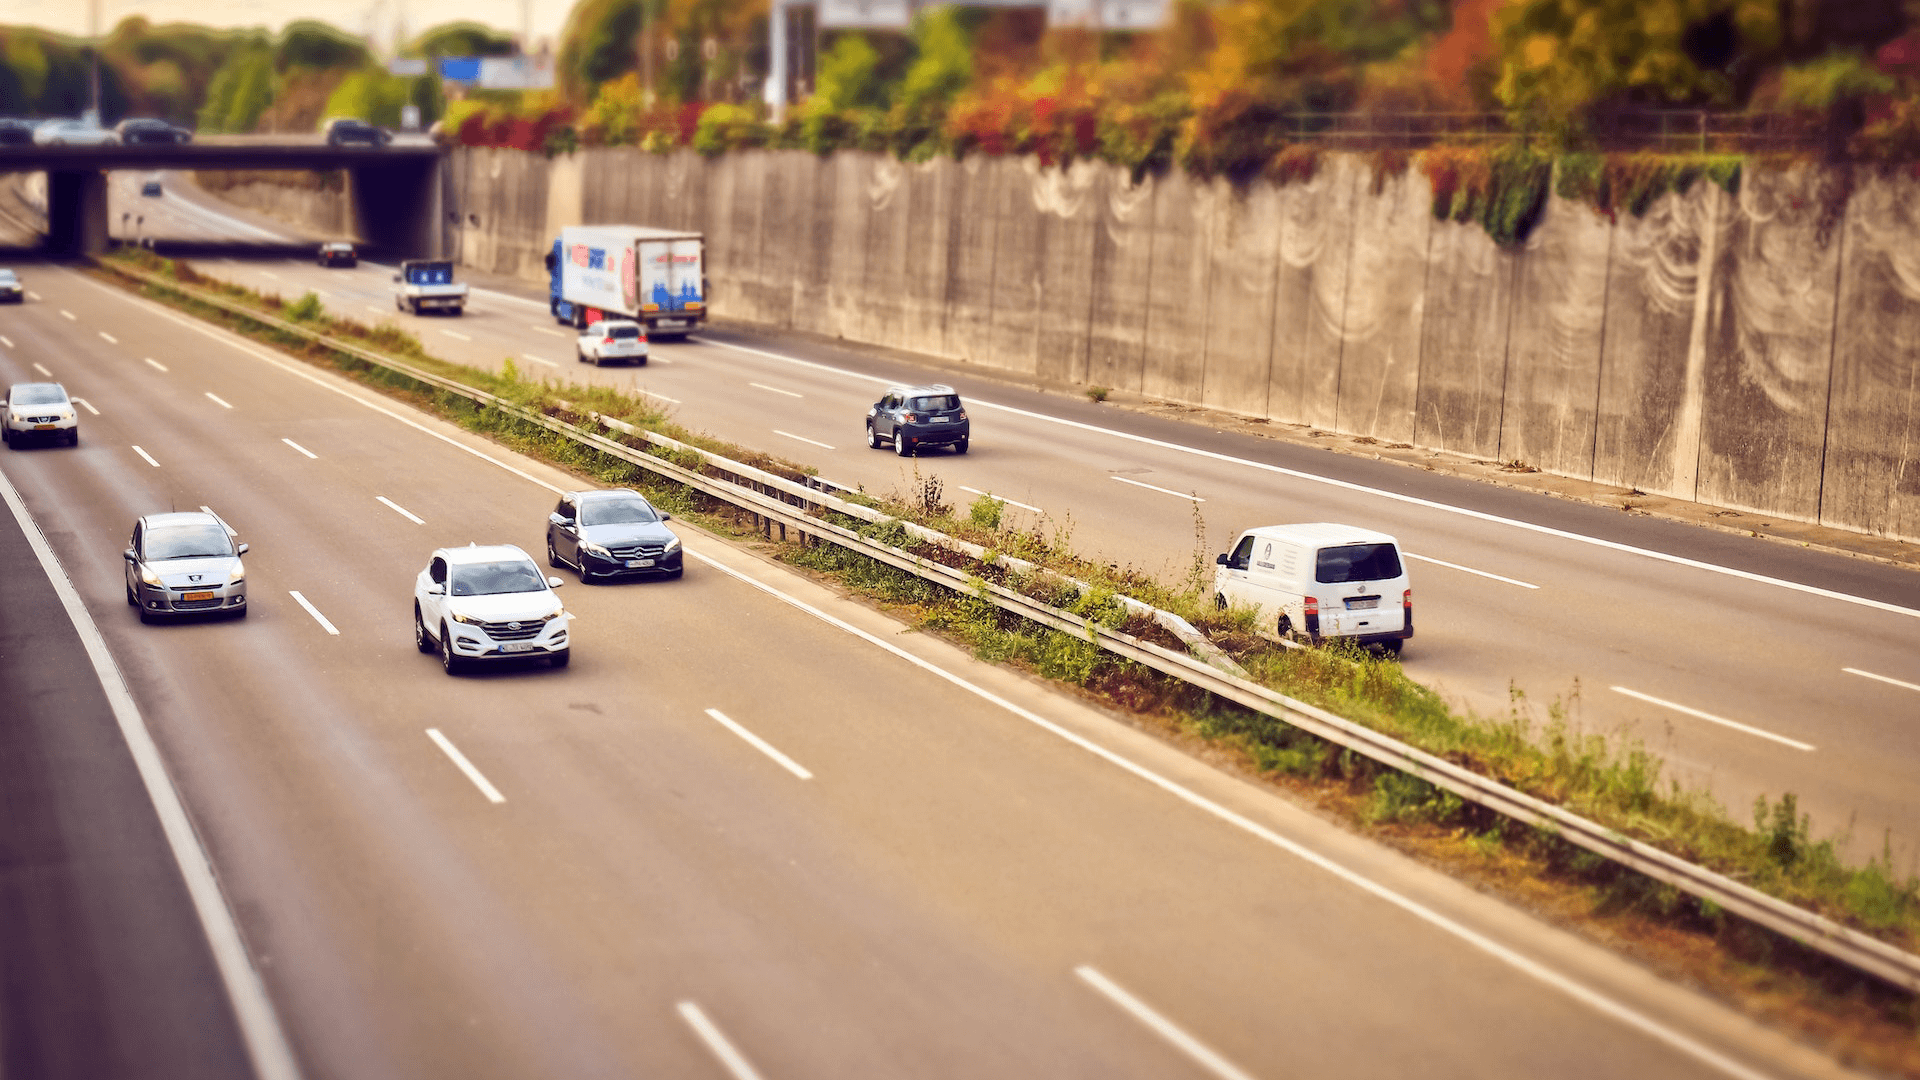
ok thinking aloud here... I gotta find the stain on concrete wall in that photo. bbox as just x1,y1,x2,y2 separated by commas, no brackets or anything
423,147,1920,540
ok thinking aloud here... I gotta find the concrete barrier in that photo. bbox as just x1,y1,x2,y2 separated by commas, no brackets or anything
402,147,1920,540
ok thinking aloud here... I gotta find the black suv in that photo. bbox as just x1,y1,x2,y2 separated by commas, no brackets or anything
324,117,390,147
866,384,970,456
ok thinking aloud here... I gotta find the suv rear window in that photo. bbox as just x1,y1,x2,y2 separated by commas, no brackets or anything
911,395,959,412
607,325,641,339
1315,543,1402,584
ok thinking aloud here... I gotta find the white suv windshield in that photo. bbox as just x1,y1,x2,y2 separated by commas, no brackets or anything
12,385,65,405
451,561,548,596
148,525,233,560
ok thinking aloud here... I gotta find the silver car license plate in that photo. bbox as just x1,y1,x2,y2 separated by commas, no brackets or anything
931,416,949,423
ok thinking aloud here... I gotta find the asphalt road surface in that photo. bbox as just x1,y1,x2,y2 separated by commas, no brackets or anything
0,242,1869,1077
112,171,1920,869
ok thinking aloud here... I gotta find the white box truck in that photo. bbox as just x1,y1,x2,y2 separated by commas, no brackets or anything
546,225,706,339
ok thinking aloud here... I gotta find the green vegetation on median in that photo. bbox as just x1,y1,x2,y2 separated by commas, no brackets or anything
97,248,1920,1047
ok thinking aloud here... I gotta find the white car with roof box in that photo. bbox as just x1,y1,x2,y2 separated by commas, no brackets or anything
414,543,571,673
1214,523,1412,654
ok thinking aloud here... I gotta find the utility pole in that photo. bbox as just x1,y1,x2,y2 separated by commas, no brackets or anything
88,0,101,123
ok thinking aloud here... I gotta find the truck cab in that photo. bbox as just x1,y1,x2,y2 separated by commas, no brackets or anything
393,260,468,315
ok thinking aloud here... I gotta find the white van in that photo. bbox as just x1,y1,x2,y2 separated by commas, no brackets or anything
1214,523,1412,653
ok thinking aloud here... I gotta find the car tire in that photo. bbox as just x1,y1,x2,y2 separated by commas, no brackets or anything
138,606,156,625
549,649,570,669
954,437,968,454
894,430,912,457
1277,615,1293,640
866,422,880,449
67,430,78,447
127,580,136,606
546,536,564,569
590,352,602,367
440,623,461,674
1382,639,1404,657
414,604,434,653
2,425,8,444
1215,592,1227,610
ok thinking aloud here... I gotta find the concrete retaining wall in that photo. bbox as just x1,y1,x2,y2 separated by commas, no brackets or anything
434,146,1920,541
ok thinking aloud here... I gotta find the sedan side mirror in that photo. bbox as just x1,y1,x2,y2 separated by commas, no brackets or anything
236,543,249,555
547,576,565,589
123,547,136,562
548,513,569,527
660,512,672,521
1215,553,1228,565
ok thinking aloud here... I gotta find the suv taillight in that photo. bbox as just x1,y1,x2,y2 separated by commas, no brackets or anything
901,412,919,424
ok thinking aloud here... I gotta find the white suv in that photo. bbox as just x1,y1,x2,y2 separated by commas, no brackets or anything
413,544,571,673
576,319,649,366
3,382,79,447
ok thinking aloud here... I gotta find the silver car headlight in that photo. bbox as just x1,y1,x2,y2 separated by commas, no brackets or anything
228,563,245,584
139,564,162,586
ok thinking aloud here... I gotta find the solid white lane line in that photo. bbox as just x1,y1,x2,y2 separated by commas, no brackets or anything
704,708,813,780
440,329,472,342
376,495,425,525
59,308,74,320
98,330,118,344
0,450,302,1080
1112,475,1204,502
957,485,1042,514
1844,667,1920,694
206,392,233,409
0,334,12,347
643,390,681,405
1075,966,1257,1080
288,590,339,635
749,381,802,398
144,357,169,372
530,325,568,338
1405,553,1540,590
71,397,98,415
281,438,317,459
687,549,1774,1080
426,729,505,804
131,445,160,467
676,1002,766,1080
32,362,51,376
694,335,1920,621
1610,687,1814,752
773,429,834,451
520,353,559,368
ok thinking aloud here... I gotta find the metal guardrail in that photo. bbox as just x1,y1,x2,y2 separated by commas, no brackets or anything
103,258,1920,993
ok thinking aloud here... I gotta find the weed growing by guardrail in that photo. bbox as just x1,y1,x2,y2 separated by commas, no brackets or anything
94,248,1920,1059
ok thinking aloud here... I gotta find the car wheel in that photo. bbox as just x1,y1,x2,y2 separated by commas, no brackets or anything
866,422,880,449
1214,592,1227,610
67,430,78,447
138,606,156,625
590,352,602,367
414,604,434,653
894,430,912,457
953,437,968,454
549,649,570,669
440,623,460,674
126,580,136,606
546,536,563,569
1382,639,1404,657
1277,615,1293,640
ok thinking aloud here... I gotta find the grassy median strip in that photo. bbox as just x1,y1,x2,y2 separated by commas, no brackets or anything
97,248,1920,1064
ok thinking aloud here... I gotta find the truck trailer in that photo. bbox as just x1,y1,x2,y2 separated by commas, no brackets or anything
546,225,706,338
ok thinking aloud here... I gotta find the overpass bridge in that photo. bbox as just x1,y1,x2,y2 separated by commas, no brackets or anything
0,140,445,257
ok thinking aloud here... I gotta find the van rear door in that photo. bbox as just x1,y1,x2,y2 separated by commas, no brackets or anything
1313,542,1407,637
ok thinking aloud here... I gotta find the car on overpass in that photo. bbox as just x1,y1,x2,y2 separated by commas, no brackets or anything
123,511,248,623
2,382,77,447
113,118,192,145
866,384,971,456
0,119,34,145
0,268,22,302
324,117,391,148
546,489,682,582
34,118,113,146
318,241,357,268
414,544,571,673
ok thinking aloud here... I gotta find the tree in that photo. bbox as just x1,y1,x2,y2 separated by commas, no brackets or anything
406,22,518,58
276,20,370,73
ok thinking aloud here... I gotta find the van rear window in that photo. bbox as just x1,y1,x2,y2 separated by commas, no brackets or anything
1315,543,1402,583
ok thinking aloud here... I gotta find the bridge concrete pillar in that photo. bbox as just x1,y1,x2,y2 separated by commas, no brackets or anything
46,170,109,256
347,156,444,259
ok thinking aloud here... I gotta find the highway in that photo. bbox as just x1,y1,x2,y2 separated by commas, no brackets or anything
113,170,1920,868
0,254,1868,1079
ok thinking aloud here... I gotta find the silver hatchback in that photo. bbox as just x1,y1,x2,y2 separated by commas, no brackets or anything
124,511,249,622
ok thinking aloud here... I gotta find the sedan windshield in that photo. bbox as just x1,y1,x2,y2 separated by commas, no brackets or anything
580,498,659,527
11,385,66,405
450,560,548,596
147,525,233,560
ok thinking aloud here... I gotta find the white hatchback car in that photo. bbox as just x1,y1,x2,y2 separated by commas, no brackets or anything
576,319,649,366
3,382,79,447
414,544,571,673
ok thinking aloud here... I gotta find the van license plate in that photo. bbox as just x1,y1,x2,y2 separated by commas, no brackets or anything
1345,597,1378,610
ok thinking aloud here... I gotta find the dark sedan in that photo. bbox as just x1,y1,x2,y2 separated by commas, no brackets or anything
318,241,357,267
114,118,192,145
0,119,34,146
545,489,683,582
